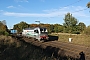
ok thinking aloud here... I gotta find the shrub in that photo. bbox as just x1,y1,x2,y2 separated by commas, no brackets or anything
4,31,9,36
0,30,9,36
0,30,4,35
71,31,80,34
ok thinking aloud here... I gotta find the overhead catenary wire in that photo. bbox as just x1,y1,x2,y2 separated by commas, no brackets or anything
72,8,88,13
36,0,86,20
49,0,85,18
56,8,88,18
59,0,83,9
51,0,84,13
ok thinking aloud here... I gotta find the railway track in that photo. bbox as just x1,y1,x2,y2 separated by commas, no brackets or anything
12,35,90,60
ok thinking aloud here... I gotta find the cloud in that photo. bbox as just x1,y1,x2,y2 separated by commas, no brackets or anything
7,6,15,8
0,10,4,12
14,0,28,2
0,10,5,14
43,6,89,17
3,12,54,17
2,6,90,18
18,5,22,7
40,0,45,2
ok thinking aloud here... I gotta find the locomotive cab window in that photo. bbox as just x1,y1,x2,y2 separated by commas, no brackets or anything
40,28,47,33
34,30,39,33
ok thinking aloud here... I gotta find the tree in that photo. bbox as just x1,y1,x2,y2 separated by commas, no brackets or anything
0,20,9,35
58,25,63,32
30,24,38,27
87,2,90,8
54,24,59,33
53,24,63,33
0,21,8,31
13,21,29,33
63,13,78,33
78,22,86,33
50,24,54,33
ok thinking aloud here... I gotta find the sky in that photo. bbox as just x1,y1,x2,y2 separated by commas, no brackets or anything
0,0,90,29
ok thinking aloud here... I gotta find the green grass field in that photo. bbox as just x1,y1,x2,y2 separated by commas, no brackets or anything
51,33,90,47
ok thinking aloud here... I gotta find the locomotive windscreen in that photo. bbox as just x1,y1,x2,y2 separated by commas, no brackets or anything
40,28,47,33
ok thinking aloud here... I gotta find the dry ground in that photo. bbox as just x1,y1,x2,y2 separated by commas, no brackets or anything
51,33,90,47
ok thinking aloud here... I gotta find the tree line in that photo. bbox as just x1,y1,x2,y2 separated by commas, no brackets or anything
12,13,89,35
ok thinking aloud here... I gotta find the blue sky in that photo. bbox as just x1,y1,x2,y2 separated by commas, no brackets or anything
0,0,90,28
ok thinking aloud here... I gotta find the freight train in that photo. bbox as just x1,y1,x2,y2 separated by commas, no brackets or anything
22,27,49,42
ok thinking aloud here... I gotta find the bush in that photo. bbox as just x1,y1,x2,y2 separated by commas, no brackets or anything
0,31,4,35
0,31,9,36
4,31,9,36
71,31,80,34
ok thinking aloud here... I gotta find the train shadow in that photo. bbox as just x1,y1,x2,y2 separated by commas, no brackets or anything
44,46,66,58
44,46,83,60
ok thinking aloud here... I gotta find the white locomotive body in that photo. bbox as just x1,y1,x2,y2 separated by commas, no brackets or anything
22,27,49,41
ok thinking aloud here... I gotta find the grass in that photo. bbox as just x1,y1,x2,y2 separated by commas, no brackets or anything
0,35,79,60
51,33,90,47
0,35,21,47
